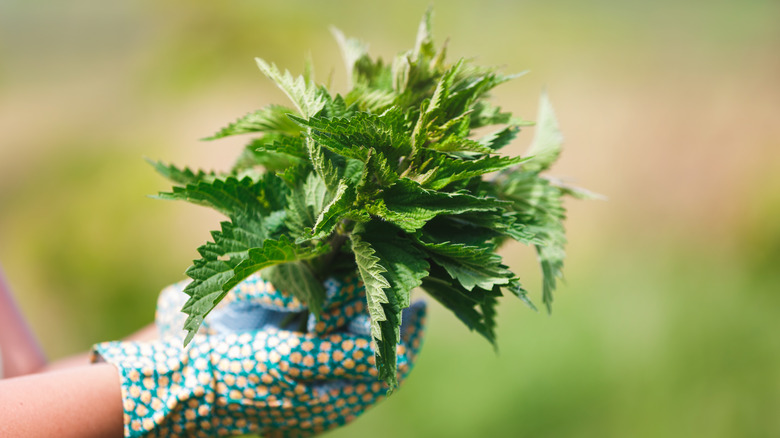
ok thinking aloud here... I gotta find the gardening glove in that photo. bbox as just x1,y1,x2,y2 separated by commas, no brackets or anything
94,272,427,438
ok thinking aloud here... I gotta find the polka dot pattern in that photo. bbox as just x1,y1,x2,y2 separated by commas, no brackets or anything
93,273,427,437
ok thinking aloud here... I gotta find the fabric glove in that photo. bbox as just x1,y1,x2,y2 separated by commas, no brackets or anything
93,272,426,438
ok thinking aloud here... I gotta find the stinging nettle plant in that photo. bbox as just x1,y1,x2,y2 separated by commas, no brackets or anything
150,10,590,392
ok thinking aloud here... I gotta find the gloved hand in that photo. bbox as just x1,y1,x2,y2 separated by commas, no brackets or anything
95,272,426,438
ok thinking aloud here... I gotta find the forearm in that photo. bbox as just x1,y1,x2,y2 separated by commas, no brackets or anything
0,268,47,378
0,363,123,438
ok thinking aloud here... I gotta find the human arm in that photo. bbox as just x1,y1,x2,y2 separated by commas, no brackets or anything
0,363,123,438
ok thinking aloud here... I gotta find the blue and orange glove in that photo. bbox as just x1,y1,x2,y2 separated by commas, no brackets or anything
94,272,427,438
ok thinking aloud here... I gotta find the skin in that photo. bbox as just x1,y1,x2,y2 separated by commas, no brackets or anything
0,267,155,438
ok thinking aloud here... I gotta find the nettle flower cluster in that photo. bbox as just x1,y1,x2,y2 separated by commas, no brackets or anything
151,11,587,391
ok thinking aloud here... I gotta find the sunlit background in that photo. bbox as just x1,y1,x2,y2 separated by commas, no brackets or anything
1,1,779,436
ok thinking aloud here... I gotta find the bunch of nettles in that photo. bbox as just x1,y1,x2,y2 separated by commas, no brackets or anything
151,11,586,391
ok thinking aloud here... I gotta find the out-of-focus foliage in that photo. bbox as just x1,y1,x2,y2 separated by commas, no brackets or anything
1,1,779,437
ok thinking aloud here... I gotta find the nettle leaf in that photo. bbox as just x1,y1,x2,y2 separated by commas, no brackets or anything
205,105,301,140
350,228,399,390
524,92,563,173
311,179,357,240
148,160,217,186
252,135,308,161
234,143,301,173
256,58,328,119
358,221,431,391
413,6,436,61
480,293,499,348
416,152,530,190
495,170,568,312
306,136,341,191
361,221,430,310
180,213,276,344
225,236,329,291
479,125,521,151
420,267,499,344
360,148,398,191
285,173,333,239
154,176,270,217
506,279,538,312
291,107,411,164
469,101,514,128
369,178,505,232
331,27,369,90
418,239,513,292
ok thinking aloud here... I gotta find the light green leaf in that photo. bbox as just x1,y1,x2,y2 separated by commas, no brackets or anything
205,105,301,140
312,179,356,240
256,58,328,119
525,91,563,172
331,27,369,90
147,159,216,186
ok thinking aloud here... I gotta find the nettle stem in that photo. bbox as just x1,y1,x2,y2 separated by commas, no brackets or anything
311,219,352,277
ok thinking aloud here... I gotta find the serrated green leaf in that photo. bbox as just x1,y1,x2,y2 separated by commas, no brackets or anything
412,6,436,62
506,279,538,312
479,125,520,151
179,213,278,345
305,136,341,191
370,178,504,232
418,239,513,291
256,58,328,119
525,92,563,172
350,228,399,390
252,135,308,161
420,268,497,344
225,236,329,291
180,260,235,345
417,152,530,190
312,179,357,240
361,221,430,310
154,176,268,217
291,107,411,164
233,143,301,173
147,159,216,186
480,293,499,349
495,170,567,312
205,105,301,140
331,27,369,90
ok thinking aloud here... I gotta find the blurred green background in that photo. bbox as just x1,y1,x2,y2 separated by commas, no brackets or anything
1,1,779,436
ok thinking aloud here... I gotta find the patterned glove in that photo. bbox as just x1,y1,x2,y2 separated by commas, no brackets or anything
94,272,426,438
